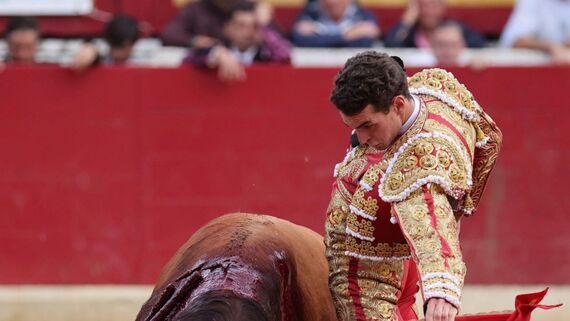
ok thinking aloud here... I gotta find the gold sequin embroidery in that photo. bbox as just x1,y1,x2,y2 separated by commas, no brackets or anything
351,188,380,218
346,236,411,258
347,213,375,239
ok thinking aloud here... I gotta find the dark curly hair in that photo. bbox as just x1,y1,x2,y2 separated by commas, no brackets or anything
330,51,410,116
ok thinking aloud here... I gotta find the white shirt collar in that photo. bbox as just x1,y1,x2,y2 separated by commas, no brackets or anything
398,95,421,136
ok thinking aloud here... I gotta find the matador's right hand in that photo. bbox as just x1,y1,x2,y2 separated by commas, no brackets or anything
426,298,458,321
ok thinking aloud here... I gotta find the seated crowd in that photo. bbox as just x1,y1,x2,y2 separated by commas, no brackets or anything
1,0,569,80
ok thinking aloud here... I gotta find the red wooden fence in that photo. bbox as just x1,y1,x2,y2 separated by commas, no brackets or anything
1,65,569,284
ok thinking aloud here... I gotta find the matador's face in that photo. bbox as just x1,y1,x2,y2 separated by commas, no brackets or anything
340,102,404,150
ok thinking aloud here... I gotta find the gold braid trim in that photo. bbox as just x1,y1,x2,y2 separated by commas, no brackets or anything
393,185,466,308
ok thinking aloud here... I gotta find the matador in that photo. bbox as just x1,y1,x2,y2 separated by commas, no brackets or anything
326,52,502,321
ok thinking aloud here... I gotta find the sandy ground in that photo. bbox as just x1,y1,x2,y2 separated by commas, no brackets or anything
0,285,567,321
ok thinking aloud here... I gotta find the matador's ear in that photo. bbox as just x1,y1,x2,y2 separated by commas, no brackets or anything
391,56,405,71
350,130,359,148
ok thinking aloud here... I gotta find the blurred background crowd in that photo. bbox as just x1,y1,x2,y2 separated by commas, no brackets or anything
1,0,569,81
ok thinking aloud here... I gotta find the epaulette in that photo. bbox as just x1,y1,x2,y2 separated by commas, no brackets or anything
379,132,473,203
408,68,482,123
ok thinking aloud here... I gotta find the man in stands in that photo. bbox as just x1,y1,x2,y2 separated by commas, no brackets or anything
71,14,141,70
430,21,467,66
429,21,488,69
184,1,290,82
384,0,485,49
102,14,140,64
161,0,277,49
2,16,41,65
290,0,380,47
500,0,570,64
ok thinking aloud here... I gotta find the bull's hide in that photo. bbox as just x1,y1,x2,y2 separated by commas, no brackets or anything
135,213,338,321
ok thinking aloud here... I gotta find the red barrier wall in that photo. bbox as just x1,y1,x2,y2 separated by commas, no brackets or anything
1,65,569,285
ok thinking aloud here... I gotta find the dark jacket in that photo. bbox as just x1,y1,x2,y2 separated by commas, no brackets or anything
291,2,379,48
384,19,486,48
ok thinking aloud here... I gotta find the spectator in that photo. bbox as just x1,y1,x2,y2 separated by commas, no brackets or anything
71,14,141,70
429,20,488,69
2,16,41,64
185,1,291,82
161,0,233,47
384,0,485,48
290,0,380,47
102,14,140,64
161,0,277,48
499,0,570,64
431,20,466,65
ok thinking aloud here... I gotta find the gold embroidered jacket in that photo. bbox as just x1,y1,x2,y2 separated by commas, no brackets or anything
326,69,502,320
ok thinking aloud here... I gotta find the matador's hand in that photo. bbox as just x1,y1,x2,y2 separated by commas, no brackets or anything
426,298,458,321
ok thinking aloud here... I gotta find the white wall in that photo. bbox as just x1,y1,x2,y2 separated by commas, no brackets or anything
0,0,93,15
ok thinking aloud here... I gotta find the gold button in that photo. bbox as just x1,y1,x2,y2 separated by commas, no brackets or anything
420,155,438,170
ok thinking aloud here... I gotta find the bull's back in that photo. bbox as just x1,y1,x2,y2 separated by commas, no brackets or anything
148,213,337,321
